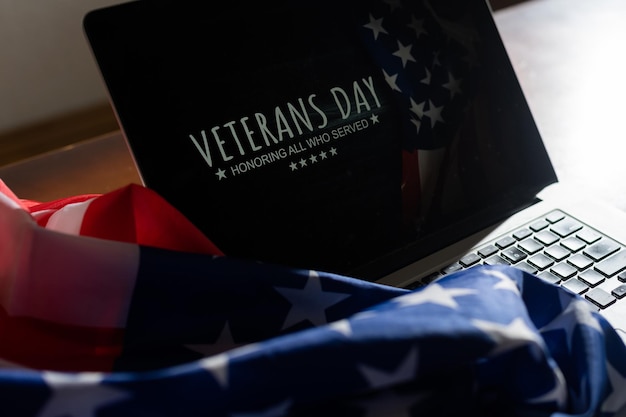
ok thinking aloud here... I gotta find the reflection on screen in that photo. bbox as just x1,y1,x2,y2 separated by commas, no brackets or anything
86,0,556,277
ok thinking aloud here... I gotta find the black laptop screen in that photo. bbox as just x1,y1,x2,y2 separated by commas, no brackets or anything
84,0,557,278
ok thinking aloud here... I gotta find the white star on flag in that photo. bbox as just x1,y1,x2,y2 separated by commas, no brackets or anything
275,271,351,329
407,15,427,39
186,321,241,357
421,67,432,85
364,14,387,40
359,347,418,390
540,292,602,352
37,372,130,417
200,343,263,389
443,72,463,99
472,317,544,358
392,41,416,68
198,343,260,389
423,100,445,128
383,69,401,92
394,283,477,309
328,319,353,337
410,118,422,133
484,268,521,294
200,352,230,388
409,98,425,118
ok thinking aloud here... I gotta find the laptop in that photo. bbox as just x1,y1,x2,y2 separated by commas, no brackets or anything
83,0,626,338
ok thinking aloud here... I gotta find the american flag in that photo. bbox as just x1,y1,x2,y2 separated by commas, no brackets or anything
1,178,626,416
358,0,479,224
360,0,475,151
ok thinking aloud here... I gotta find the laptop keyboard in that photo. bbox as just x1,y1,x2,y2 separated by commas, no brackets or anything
410,210,626,311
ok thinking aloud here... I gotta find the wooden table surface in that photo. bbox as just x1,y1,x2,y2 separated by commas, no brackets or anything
0,132,141,202
2,0,626,210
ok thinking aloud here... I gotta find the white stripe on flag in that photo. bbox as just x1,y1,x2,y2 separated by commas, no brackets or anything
0,193,140,328
30,209,55,223
11,228,140,328
44,198,96,235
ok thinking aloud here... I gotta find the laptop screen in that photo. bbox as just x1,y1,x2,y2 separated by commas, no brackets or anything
84,0,557,278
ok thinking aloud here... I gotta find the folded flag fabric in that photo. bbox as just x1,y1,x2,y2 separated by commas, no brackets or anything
1,180,626,416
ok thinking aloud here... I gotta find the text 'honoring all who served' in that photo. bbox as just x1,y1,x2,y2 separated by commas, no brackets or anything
187,76,384,180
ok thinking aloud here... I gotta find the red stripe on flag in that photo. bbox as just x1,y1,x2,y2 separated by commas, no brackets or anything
79,185,223,256
0,305,123,372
